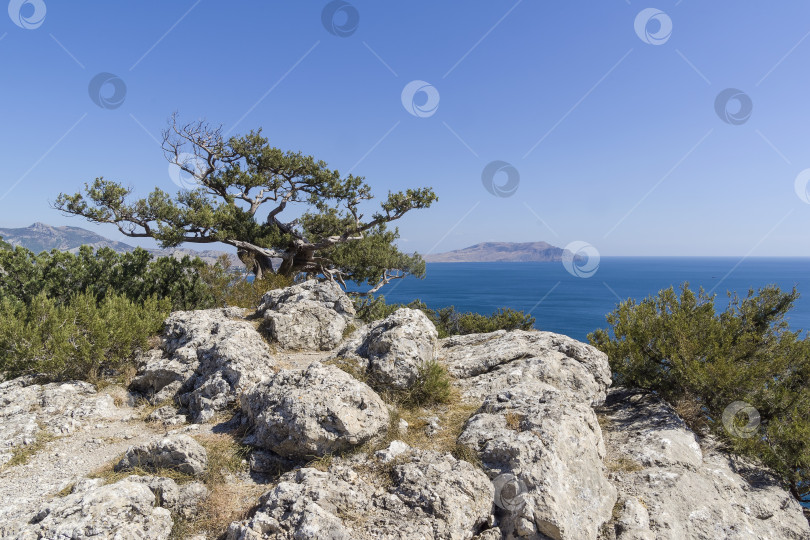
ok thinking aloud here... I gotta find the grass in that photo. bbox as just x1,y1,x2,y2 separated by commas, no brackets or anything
325,356,368,384
135,397,176,422
1,428,59,471
328,357,454,408
90,431,258,540
605,456,643,473
504,409,523,431
88,459,195,485
328,355,480,467
342,323,358,339
170,433,259,539
56,482,76,498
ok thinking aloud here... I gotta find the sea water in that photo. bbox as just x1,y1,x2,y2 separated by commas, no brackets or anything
372,258,810,341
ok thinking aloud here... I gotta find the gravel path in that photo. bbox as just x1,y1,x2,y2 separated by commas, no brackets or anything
0,404,165,537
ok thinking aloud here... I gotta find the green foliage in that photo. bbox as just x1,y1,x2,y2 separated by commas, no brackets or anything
353,295,536,338
401,360,453,407
197,255,292,309
0,291,170,380
0,244,216,311
54,116,437,291
588,283,810,500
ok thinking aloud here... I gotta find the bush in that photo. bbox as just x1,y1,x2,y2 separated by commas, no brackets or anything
0,244,217,311
0,242,292,312
0,291,170,380
353,295,535,338
401,360,453,407
588,283,810,500
198,255,292,309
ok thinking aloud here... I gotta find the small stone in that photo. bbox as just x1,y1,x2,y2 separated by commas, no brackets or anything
374,440,411,463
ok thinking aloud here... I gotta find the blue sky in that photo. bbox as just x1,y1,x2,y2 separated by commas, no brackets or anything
1,1,810,257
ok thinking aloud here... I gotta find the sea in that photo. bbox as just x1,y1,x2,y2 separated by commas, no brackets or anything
370,257,810,342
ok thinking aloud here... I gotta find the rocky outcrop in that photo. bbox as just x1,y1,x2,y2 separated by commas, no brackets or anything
334,307,439,389
2,280,808,540
18,478,173,540
446,330,616,540
258,280,356,350
599,389,810,540
240,362,389,459
130,307,276,422
116,434,208,476
225,443,494,539
0,378,119,467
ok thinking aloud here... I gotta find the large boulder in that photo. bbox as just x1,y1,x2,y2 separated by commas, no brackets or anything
440,330,611,405
240,362,389,459
130,307,276,422
333,308,438,389
18,478,173,539
600,389,810,540
116,434,208,476
225,444,494,539
0,378,119,468
445,330,617,540
458,387,617,540
257,280,356,350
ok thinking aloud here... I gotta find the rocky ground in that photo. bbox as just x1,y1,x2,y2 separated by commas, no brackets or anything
0,279,807,539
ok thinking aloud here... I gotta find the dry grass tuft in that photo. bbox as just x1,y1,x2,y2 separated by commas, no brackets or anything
673,393,709,434
88,458,195,485
325,357,368,384
504,409,523,431
1,428,59,471
55,482,76,498
605,455,643,473
172,482,265,540
135,397,176,423
193,432,251,486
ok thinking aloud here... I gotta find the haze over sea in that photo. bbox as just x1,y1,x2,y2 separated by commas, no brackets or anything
375,258,810,342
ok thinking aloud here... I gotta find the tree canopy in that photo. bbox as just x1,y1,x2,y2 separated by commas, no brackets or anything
54,115,437,292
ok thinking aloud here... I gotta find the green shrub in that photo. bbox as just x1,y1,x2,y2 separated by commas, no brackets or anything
0,291,170,380
401,360,453,407
588,283,810,501
198,255,292,309
0,244,216,311
353,295,535,338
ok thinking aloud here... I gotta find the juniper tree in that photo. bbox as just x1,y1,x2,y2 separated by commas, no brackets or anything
55,115,437,292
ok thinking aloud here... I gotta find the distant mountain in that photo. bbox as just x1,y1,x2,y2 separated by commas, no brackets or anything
424,241,571,263
0,222,135,254
0,223,240,266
